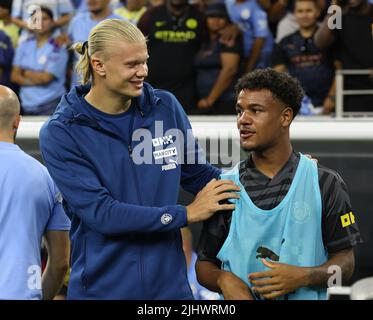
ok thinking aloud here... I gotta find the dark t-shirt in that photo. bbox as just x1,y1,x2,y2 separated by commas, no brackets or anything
195,33,243,113
272,29,334,106
198,151,363,266
138,5,205,112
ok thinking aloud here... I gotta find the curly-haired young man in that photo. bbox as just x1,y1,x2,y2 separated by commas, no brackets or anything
196,68,363,300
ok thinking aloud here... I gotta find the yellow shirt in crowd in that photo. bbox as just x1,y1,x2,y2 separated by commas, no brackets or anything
114,6,147,25
0,20,20,48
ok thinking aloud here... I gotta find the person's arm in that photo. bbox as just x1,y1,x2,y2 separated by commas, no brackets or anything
314,13,336,50
11,17,28,29
323,60,342,114
245,7,271,72
53,13,72,29
23,70,55,85
198,52,240,109
248,248,354,299
271,40,287,73
41,230,70,300
39,121,238,235
11,67,55,86
245,37,266,72
218,24,241,44
11,66,31,85
268,0,289,24
196,260,254,300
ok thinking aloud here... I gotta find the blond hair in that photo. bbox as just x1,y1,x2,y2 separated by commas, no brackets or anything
72,19,146,84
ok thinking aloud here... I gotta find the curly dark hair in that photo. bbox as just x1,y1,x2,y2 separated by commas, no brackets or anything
235,68,304,117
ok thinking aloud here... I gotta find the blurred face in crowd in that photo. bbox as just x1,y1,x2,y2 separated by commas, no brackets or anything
32,11,54,35
236,89,292,152
206,15,229,33
87,0,111,14
168,0,189,9
294,0,320,29
93,41,149,100
125,0,146,11
0,6,10,20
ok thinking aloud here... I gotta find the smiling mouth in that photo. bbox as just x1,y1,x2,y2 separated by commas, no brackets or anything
130,80,143,88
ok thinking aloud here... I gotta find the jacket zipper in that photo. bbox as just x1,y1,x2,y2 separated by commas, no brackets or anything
127,143,145,297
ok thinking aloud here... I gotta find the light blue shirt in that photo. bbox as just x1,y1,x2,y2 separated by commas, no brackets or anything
13,37,68,112
0,142,71,300
225,0,273,67
68,11,124,87
217,154,328,300
12,0,74,41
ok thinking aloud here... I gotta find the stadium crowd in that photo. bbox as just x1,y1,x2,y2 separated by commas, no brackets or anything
0,0,372,116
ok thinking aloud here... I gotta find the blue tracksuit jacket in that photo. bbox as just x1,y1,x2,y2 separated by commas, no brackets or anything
39,82,220,299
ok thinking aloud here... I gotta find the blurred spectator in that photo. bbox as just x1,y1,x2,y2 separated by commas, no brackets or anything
11,7,68,115
138,0,205,113
12,0,74,39
272,0,336,114
315,0,373,112
269,0,328,43
68,0,123,87
0,30,14,88
148,0,165,6
195,2,242,114
0,86,70,300
224,0,274,72
0,0,20,48
115,0,147,24
181,227,219,300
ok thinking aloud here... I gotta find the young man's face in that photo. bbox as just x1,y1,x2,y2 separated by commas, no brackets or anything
236,89,288,152
294,1,319,29
100,41,149,99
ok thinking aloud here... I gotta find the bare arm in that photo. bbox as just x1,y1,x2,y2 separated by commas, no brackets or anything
23,70,55,85
268,0,289,24
314,14,336,50
53,13,72,29
42,230,70,300
307,248,355,288
323,60,342,114
11,66,29,85
249,248,355,299
196,260,254,300
11,17,29,29
198,52,240,109
245,38,266,72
